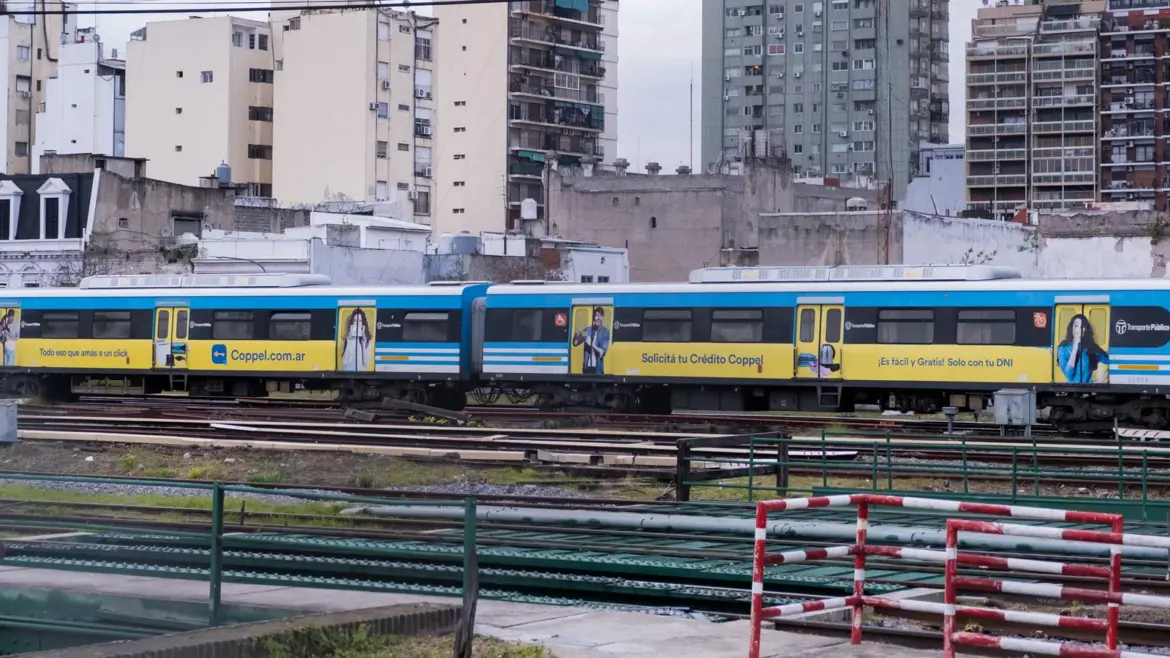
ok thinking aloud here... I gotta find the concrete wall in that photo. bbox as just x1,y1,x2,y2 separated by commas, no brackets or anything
756,211,905,267
40,153,145,179
90,169,237,254
33,37,121,171
549,163,880,282
311,240,424,284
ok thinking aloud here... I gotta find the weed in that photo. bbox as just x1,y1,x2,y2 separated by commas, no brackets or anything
247,472,285,484
187,467,207,480
142,468,178,479
354,474,376,489
121,455,138,473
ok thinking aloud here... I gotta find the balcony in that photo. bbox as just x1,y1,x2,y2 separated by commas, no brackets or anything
1032,94,1095,108
967,44,1029,59
1032,146,1095,158
1032,172,1095,184
967,70,1027,85
1105,99,1157,111
510,51,605,78
508,161,545,178
510,134,603,158
510,81,603,106
967,97,1026,110
1030,198,1091,211
972,22,1036,39
510,23,603,53
509,104,604,131
1032,120,1094,133
968,174,1027,187
1040,16,1100,33
967,148,1027,161
967,123,1027,136
1031,42,1095,57
1102,128,1155,140
1031,63,1095,81
511,0,603,29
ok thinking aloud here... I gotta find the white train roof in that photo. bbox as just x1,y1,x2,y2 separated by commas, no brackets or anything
0,281,478,298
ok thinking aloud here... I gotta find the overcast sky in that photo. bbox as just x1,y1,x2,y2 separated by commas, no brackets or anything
85,0,980,173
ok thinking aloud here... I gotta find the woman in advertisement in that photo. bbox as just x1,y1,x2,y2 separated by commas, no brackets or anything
340,308,373,372
1057,313,1109,384
0,309,17,367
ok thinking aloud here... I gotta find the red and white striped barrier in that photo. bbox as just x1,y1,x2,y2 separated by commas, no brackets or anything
747,493,1141,658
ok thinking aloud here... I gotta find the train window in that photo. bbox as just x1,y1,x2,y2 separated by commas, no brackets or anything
643,309,693,342
42,311,79,339
798,308,816,343
711,309,763,343
93,311,131,339
175,310,188,340
403,312,450,342
270,312,311,341
825,308,842,343
512,309,542,341
212,311,254,340
957,309,1016,345
156,310,170,340
877,309,934,344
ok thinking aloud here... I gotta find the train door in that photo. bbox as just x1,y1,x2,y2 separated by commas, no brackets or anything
569,304,613,375
337,305,376,373
795,304,844,380
1053,302,1110,385
153,306,189,369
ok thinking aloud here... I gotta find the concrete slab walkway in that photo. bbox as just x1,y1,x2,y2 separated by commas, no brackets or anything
0,566,939,657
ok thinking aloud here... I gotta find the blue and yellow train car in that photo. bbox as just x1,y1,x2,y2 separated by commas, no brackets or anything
0,274,486,406
479,265,1170,430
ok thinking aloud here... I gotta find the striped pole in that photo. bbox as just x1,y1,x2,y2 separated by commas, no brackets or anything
952,632,1164,657
748,503,768,658
760,595,861,619
1108,517,1123,651
851,500,868,644
943,520,958,658
954,576,1170,609
860,544,1111,578
764,545,854,566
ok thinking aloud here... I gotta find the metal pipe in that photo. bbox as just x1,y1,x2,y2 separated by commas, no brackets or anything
342,505,1170,560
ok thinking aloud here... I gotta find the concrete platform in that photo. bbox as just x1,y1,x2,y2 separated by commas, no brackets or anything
0,566,940,657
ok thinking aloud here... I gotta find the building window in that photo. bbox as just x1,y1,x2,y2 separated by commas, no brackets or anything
397,182,410,190
258,34,269,51
378,21,390,40
16,46,29,60
452,208,465,214
376,141,388,158
581,275,594,283
275,59,283,71
453,154,465,160
415,185,431,215
176,70,183,78
415,36,432,61
454,101,466,107
398,104,410,111
247,144,273,159
398,143,410,152
376,102,389,118
13,110,27,126
246,182,273,197
454,126,466,132
375,180,389,200
201,71,213,83
15,76,30,93
37,177,71,240
232,31,243,47
175,107,183,114
14,142,28,157
288,17,300,30
248,68,274,84
453,181,465,187
173,213,202,237
0,181,23,242
248,33,256,49
598,276,610,283
377,61,390,81
398,64,411,73
248,106,273,122
399,23,411,33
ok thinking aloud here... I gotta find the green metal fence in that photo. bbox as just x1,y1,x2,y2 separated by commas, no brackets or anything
676,431,1170,521
0,473,479,625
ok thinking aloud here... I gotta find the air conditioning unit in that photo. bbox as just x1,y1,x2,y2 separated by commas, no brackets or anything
778,72,785,77
368,102,378,111
723,94,730,101
381,80,391,90
867,109,875,115
17,91,29,98
424,166,433,177
419,125,432,136
408,190,419,200
794,72,802,78
839,131,848,137
725,74,732,81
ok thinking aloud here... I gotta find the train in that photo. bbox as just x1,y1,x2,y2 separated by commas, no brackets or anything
1,265,1168,432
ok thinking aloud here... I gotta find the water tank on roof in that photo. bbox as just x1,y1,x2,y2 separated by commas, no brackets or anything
216,162,231,186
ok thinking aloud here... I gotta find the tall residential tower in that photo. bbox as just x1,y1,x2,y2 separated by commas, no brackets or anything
700,0,949,199
434,0,618,236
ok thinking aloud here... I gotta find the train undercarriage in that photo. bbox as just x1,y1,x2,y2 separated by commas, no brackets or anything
5,372,1167,433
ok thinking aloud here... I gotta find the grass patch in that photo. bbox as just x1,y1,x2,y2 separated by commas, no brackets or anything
256,624,549,658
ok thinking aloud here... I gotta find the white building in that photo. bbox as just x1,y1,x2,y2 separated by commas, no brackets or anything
904,144,967,218
270,8,436,219
0,0,75,174
32,28,125,173
125,16,275,195
433,0,619,236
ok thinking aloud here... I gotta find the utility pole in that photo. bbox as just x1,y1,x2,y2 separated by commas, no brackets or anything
689,61,694,171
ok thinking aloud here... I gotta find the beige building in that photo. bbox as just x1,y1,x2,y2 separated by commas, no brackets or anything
0,0,74,174
434,0,619,236
270,8,436,219
125,16,275,196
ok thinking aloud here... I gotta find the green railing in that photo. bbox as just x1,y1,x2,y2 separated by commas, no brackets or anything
0,473,479,625
676,430,1170,520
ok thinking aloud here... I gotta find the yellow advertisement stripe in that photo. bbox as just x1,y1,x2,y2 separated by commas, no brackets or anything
532,356,566,362
1117,364,1159,371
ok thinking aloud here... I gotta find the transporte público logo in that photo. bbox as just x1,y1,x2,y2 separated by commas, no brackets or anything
211,344,306,365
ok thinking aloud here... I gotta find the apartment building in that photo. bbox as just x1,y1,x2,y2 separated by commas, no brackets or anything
125,17,275,196
699,0,949,200
32,28,125,173
433,0,619,236
270,8,436,218
1098,0,1170,208
0,0,74,174
965,1,1103,219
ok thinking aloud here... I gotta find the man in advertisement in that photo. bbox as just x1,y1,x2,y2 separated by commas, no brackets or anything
572,306,610,375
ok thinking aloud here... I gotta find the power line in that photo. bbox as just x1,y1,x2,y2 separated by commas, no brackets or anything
4,0,515,15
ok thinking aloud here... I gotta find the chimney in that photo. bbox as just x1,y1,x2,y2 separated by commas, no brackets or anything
646,161,662,176
613,158,629,175
676,165,691,175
